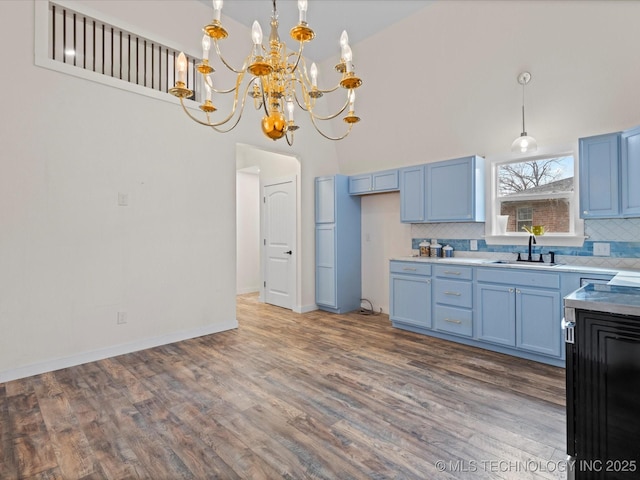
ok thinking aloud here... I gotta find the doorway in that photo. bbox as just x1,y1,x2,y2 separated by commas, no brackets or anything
235,144,301,311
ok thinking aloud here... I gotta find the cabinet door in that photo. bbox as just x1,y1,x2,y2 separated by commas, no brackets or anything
372,170,399,191
621,126,640,216
315,225,336,307
476,283,516,346
572,310,640,475
348,174,372,194
390,274,432,328
315,176,335,224
515,287,561,357
426,157,475,222
399,165,426,222
579,133,620,218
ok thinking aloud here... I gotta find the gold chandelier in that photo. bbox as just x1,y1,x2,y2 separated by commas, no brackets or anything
169,0,363,146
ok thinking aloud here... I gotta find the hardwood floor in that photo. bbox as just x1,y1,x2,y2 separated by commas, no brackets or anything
1,294,567,479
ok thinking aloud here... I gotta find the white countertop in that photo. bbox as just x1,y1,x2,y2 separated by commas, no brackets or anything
390,256,638,277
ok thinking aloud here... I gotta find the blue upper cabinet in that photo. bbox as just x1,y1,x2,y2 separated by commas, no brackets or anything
621,126,640,216
579,126,640,219
425,155,485,222
349,169,399,195
579,132,620,218
399,165,426,223
315,176,336,223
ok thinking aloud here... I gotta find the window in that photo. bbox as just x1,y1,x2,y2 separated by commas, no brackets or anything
516,207,533,232
487,153,584,245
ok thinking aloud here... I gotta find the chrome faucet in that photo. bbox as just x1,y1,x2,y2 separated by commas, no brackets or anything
528,234,536,261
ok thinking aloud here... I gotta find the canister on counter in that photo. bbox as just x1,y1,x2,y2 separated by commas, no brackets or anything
430,240,442,258
419,241,430,257
443,245,454,257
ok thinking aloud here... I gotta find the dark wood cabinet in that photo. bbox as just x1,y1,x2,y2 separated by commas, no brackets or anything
566,308,640,479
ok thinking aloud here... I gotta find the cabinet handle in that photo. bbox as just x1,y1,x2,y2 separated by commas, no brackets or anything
516,289,521,294
583,210,588,214
444,291,461,296
509,288,514,293
445,318,462,324
443,271,461,275
402,267,417,271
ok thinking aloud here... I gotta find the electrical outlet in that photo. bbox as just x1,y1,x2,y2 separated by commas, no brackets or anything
593,242,610,256
118,192,128,206
470,239,478,251
117,312,127,324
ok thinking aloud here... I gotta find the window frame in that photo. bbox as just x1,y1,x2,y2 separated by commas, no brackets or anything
485,150,586,247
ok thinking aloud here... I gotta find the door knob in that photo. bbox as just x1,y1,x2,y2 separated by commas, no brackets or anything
284,250,292,255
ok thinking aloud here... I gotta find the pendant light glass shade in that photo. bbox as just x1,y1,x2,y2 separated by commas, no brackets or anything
511,72,537,154
512,133,538,153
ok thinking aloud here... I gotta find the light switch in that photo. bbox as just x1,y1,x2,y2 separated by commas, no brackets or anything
470,240,478,251
118,192,128,206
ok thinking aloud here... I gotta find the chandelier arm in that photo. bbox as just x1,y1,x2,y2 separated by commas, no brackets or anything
285,129,294,146
213,39,250,74
259,77,270,117
305,93,351,121
204,75,239,95
288,42,305,74
177,74,256,130
178,98,218,127
309,114,355,141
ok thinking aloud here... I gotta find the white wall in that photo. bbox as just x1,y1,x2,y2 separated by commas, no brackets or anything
236,171,260,294
0,0,340,381
361,193,412,313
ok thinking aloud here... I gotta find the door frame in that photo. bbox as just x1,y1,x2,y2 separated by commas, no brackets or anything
261,175,298,310
235,143,301,312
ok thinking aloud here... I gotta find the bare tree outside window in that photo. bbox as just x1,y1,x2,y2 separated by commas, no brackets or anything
497,156,574,233
499,157,572,195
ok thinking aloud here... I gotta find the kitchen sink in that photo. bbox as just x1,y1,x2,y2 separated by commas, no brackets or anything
491,260,560,269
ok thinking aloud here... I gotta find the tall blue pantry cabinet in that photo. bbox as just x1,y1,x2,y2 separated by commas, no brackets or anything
315,175,361,313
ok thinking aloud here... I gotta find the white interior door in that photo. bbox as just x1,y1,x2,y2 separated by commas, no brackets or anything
263,177,296,309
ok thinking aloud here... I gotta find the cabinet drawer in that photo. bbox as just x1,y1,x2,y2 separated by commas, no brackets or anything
434,279,472,308
434,305,472,337
390,261,431,276
434,265,473,280
477,268,560,289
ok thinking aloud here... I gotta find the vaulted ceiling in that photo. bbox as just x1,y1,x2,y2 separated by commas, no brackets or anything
198,0,433,62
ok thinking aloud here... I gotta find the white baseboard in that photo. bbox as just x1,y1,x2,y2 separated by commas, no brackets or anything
236,286,260,295
294,304,318,314
0,319,238,383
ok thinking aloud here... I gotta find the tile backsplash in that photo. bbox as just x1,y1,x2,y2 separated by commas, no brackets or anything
411,219,640,269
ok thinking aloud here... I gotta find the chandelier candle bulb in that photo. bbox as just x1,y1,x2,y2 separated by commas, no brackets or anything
251,21,263,49
310,63,318,87
201,34,210,60
343,45,353,73
177,52,187,84
298,0,308,24
212,0,222,22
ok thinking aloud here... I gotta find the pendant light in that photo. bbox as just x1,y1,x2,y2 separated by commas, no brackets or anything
511,71,538,154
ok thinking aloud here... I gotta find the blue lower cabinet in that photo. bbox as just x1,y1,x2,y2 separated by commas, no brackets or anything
390,261,566,366
476,283,517,346
390,274,432,328
516,287,561,357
